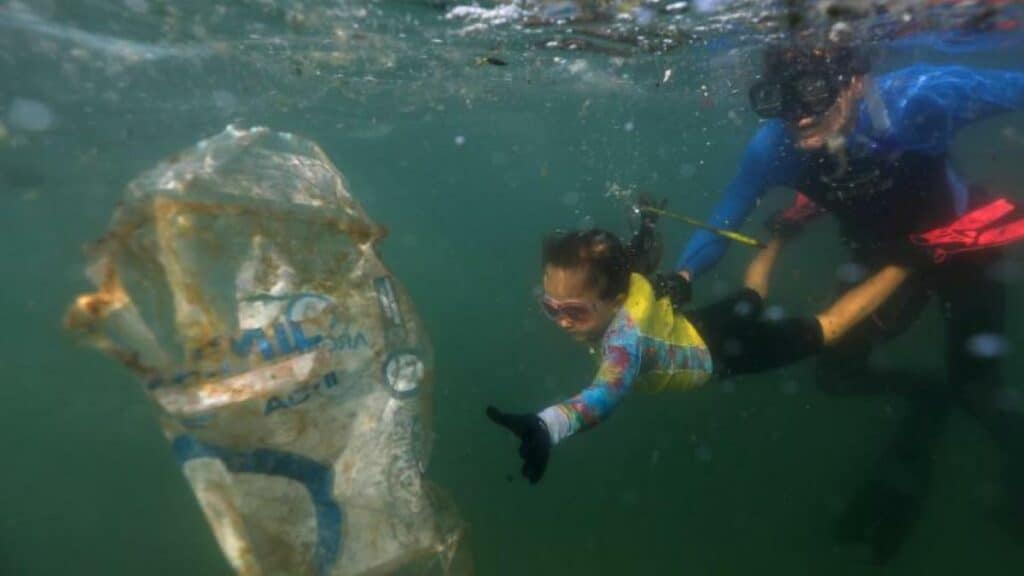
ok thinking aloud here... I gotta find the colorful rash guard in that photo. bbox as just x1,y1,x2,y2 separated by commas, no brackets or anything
538,274,714,445
676,65,1024,277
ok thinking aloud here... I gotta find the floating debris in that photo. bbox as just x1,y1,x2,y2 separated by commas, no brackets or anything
605,181,637,201
475,55,508,66
65,125,470,576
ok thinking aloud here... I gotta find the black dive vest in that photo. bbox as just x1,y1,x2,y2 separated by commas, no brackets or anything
796,148,959,250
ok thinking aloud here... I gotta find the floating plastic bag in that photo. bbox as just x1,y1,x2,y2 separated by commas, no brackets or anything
65,126,470,576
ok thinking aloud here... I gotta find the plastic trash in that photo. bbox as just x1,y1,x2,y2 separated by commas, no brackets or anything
65,125,471,576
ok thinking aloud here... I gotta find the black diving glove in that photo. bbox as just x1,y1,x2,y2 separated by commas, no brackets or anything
628,194,668,277
486,406,551,484
635,193,666,229
652,272,692,311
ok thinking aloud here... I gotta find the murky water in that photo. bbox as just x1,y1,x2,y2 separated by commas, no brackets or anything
2,0,1023,574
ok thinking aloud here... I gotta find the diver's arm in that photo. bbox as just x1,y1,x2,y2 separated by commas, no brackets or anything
675,122,801,278
743,237,784,300
815,265,911,345
891,66,1024,152
538,323,641,445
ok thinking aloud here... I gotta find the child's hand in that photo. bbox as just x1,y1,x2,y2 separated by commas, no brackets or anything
635,193,667,230
486,406,551,484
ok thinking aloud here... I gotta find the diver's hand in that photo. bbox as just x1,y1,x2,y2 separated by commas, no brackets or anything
765,193,822,240
635,193,667,229
486,406,551,484
653,272,692,311
888,238,939,270
765,210,807,240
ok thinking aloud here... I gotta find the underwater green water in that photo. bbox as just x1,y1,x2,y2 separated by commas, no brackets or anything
2,1,1024,574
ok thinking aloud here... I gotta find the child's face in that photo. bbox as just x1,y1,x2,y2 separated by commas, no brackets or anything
541,265,623,343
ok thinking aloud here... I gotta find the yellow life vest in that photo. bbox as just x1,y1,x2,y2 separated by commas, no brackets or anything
620,273,713,392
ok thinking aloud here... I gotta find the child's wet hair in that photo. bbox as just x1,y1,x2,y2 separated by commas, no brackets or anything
542,229,630,300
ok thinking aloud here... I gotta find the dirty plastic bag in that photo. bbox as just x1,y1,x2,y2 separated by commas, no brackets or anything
65,126,470,576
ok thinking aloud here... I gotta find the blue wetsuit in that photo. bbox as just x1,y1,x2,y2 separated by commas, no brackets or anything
676,65,1024,276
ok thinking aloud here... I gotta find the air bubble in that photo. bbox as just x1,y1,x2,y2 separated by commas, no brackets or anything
7,98,54,132
695,443,712,462
124,0,149,14
836,261,867,284
965,333,1009,358
733,300,753,317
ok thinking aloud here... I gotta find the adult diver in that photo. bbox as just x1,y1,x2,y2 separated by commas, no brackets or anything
666,39,1024,562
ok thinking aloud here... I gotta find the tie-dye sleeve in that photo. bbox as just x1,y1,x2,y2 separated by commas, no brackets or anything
537,316,641,445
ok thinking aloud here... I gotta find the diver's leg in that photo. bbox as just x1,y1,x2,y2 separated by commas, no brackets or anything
937,250,1023,530
815,266,949,565
833,381,951,564
699,264,945,562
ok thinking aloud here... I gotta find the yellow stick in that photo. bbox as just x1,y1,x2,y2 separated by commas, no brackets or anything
640,206,767,248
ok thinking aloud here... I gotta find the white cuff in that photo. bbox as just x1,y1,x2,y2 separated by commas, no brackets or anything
538,406,573,445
